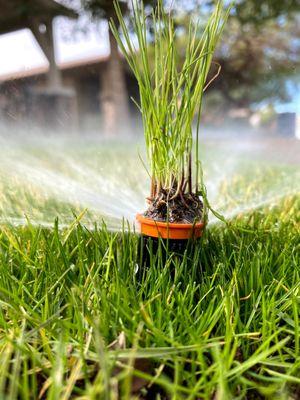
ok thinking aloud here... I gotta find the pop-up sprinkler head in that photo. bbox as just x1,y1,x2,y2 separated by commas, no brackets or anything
136,213,205,271
136,214,205,240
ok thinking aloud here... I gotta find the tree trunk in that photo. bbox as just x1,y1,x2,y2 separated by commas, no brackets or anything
100,24,131,135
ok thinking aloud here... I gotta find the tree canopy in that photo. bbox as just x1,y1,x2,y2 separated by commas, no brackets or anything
80,0,128,20
171,0,300,108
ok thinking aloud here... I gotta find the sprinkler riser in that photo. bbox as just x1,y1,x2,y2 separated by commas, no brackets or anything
137,234,202,277
136,214,205,274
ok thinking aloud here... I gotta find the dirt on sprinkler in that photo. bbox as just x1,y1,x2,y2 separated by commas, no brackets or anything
144,188,203,223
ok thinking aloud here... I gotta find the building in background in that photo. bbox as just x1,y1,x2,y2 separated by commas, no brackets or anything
0,54,138,132
0,0,139,134
0,0,83,130
0,0,299,137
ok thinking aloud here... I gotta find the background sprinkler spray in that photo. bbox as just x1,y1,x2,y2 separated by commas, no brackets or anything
0,129,298,231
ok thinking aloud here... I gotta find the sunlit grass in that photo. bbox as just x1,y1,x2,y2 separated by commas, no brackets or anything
0,193,299,398
0,133,299,397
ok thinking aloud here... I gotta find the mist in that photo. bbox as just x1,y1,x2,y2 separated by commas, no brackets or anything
0,119,298,231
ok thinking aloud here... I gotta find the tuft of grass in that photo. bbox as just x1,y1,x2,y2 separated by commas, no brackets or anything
111,0,231,200
0,194,299,398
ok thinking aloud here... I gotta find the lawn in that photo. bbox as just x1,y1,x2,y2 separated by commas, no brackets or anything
0,135,299,399
0,193,299,399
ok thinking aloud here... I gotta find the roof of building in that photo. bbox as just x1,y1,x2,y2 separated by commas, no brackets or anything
0,0,77,35
0,55,109,82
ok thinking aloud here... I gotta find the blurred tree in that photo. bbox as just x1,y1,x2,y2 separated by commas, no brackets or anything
181,0,300,24
233,0,300,26
175,0,300,110
212,16,300,109
214,0,300,110
142,0,300,111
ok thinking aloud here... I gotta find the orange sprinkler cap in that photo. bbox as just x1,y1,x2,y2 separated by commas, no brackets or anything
136,213,205,240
